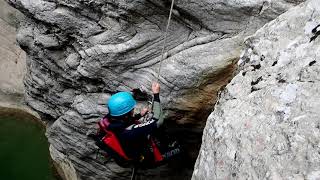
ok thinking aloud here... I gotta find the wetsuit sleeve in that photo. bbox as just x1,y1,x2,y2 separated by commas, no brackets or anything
152,93,164,128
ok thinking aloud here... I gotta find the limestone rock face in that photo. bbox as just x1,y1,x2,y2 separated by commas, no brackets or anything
193,0,320,179
0,0,26,95
6,0,304,179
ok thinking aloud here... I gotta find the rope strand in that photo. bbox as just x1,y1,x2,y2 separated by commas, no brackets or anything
151,0,175,110
157,0,175,81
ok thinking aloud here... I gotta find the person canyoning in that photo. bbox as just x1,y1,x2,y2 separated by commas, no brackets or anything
92,82,181,169
89,1,180,177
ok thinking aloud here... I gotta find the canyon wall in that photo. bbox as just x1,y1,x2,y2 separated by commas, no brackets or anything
0,0,26,95
193,0,320,179
7,0,305,179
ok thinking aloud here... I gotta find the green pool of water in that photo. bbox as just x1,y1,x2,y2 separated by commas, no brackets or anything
0,108,57,180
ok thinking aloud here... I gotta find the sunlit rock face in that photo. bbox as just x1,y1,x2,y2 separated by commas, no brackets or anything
0,0,26,95
193,0,320,179
7,0,304,179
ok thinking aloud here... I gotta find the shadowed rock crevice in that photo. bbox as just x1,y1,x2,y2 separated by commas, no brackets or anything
167,58,238,127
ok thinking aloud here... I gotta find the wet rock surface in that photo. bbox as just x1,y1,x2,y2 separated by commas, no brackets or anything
193,0,320,179
6,0,305,179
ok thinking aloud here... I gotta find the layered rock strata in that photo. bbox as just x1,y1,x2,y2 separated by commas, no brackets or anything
193,0,320,179
7,0,305,179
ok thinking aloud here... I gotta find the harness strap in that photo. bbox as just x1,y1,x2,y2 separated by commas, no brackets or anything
102,131,131,160
98,117,131,160
98,117,110,133
150,138,164,162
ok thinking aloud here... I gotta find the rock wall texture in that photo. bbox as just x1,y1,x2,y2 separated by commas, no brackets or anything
0,0,26,94
193,0,320,179
6,0,305,179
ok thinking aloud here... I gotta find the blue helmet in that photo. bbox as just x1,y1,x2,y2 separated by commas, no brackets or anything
107,92,136,116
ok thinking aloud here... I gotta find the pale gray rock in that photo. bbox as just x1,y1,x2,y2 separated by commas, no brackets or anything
35,34,60,48
193,0,320,179
0,0,26,95
6,0,305,179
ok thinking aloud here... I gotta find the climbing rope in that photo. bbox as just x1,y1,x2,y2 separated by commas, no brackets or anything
157,0,175,81
130,167,137,180
150,0,175,111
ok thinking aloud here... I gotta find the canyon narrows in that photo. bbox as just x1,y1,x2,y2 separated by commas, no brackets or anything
6,0,307,179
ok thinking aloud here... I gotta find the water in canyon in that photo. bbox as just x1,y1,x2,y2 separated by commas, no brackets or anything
0,108,57,180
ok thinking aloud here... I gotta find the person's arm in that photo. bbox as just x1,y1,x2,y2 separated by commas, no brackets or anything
152,93,164,128
120,83,164,139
